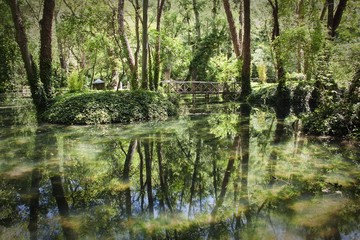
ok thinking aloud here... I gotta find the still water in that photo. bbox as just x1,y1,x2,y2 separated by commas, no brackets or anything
1,98,359,239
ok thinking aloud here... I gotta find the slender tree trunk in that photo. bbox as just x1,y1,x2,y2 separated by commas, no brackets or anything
192,0,201,41
50,175,78,240
327,0,334,35
212,158,218,201
118,0,137,89
331,0,347,37
212,0,219,27
141,0,149,90
28,168,42,240
241,0,251,98
268,0,285,81
222,0,241,58
123,139,138,217
137,141,145,211
154,0,166,91
296,0,304,73
239,104,251,222
156,139,173,212
131,0,141,86
238,0,243,55
188,139,202,216
320,0,327,20
144,139,154,215
148,45,153,90
40,0,55,99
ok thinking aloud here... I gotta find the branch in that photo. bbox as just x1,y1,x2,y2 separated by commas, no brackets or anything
267,0,275,9
24,0,40,23
63,0,78,17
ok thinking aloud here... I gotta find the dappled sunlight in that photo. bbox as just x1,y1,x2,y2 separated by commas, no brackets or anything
290,196,349,228
2,164,34,179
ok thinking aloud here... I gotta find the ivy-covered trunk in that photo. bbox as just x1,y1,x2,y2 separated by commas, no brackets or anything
153,0,165,91
40,0,55,100
7,0,49,115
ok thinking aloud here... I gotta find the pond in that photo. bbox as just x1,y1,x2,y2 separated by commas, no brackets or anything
1,98,359,239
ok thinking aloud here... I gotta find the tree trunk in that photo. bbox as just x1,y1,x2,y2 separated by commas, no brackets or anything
137,141,145,211
144,139,154,215
118,0,137,89
28,168,42,240
156,139,173,212
123,139,137,217
141,0,149,90
268,0,285,81
211,0,219,19
325,0,347,38
327,0,334,34
40,0,55,99
332,0,347,37
240,0,251,98
154,0,166,91
192,0,201,41
7,0,47,114
238,0,243,55
222,0,241,58
50,175,78,240
188,139,202,216
296,0,305,73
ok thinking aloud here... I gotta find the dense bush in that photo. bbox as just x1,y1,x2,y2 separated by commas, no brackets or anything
303,69,360,138
43,90,179,125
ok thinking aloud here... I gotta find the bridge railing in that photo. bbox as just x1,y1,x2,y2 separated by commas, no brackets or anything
161,80,240,94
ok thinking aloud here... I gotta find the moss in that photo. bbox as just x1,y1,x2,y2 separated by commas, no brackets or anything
42,90,179,125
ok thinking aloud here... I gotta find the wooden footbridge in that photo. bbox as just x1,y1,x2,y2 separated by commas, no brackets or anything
161,80,241,102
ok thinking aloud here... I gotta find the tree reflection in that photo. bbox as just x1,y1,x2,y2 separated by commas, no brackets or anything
2,104,360,239
123,139,137,218
28,128,77,239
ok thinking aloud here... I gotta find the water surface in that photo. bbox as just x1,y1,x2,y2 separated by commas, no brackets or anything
1,99,359,239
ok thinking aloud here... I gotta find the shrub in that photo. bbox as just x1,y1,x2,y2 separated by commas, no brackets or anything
303,69,360,138
68,70,85,92
43,90,179,125
257,64,267,83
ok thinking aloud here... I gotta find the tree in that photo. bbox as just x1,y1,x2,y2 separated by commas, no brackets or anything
141,0,149,90
222,0,241,58
325,0,347,38
118,0,137,89
40,0,56,99
240,0,251,98
153,0,166,91
7,0,55,115
268,0,285,81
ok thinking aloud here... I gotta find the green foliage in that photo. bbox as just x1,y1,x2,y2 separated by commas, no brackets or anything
43,90,179,125
247,83,278,106
257,64,267,83
303,69,360,138
186,30,227,81
273,26,310,73
68,70,86,92
208,56,240,82
292,81,312,116
0,1,23,93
